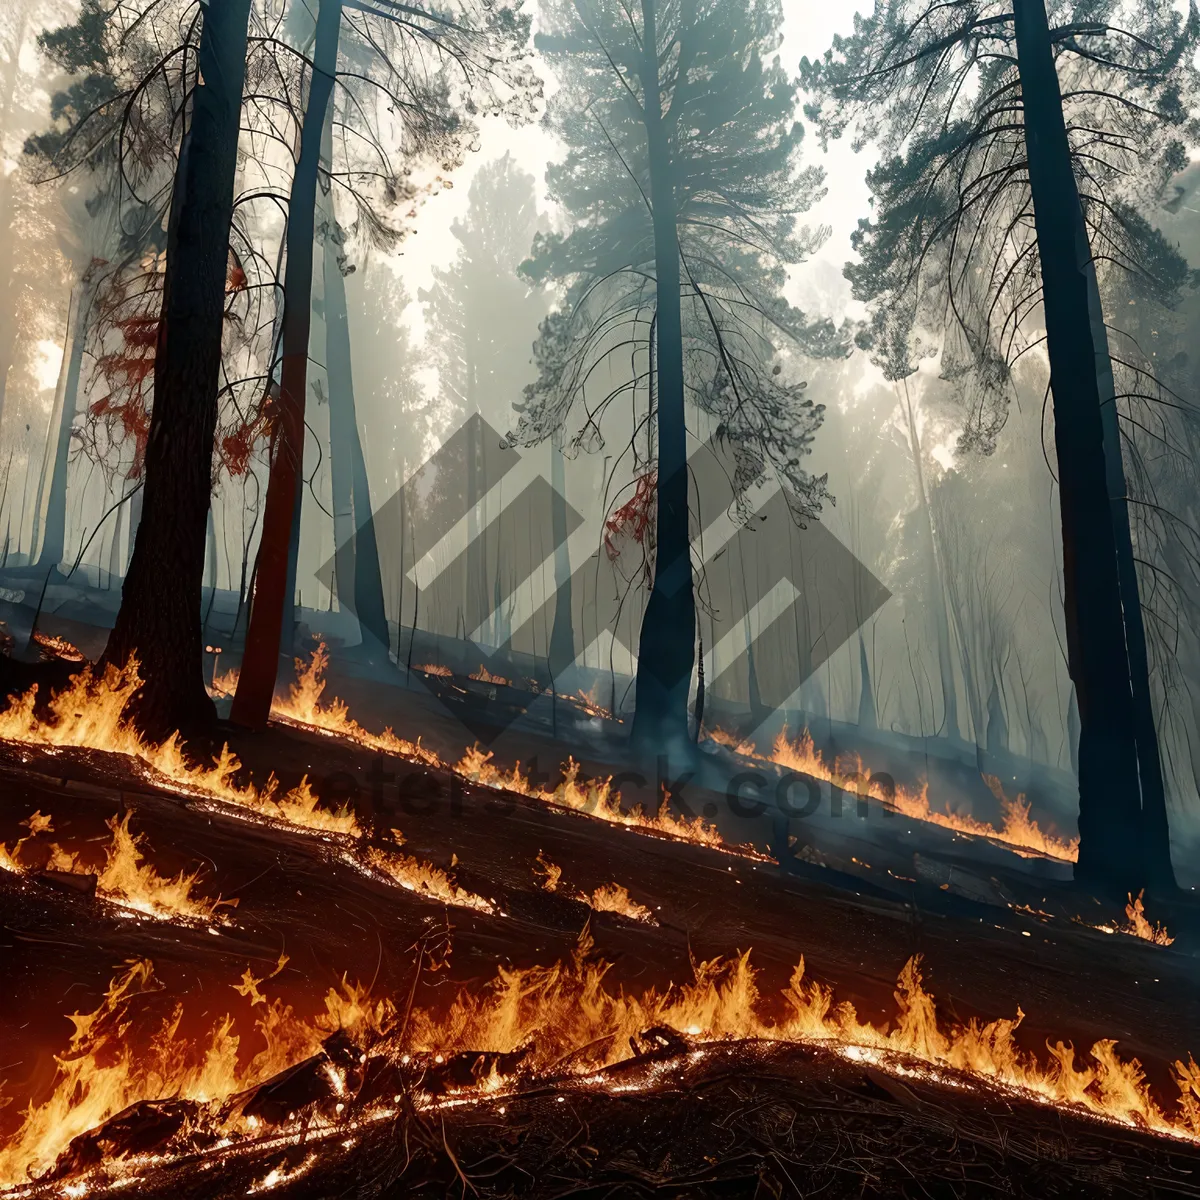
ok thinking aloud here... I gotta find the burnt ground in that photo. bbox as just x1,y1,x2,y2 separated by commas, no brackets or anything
1,663,1200,1196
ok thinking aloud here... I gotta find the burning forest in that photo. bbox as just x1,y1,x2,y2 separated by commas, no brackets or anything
3,0,1200,1195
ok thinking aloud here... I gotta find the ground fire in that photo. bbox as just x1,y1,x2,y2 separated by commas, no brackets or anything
4,2,1200,1191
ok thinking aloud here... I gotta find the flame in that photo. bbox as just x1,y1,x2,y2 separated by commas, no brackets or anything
414,663,452,677
456,748,729,851
0,959,392,1186
4,931,1199,1187
534,850,562,892
532,854,655,922
31,630,86,663
271,644,439,768
408,933,1200,1138
0,660,361,838
359,845,498,914
762,729,1078,862
584,883,655,923
209,667,240,698
571,685,614,721
469,665,510,686
1121,891,1174,946
266,646,732,854
1,810,235,924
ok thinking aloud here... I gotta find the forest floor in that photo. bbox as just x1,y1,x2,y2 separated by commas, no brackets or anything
1,618,1200,1195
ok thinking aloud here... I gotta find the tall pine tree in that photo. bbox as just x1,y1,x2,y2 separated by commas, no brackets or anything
803,0,1199,893
513,0,848,759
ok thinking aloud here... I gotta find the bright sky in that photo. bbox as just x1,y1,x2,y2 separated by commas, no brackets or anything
394,0,871,339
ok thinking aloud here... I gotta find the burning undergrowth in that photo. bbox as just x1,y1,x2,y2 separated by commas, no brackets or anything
455,748,735,852
0,660,360,839
272,645,736,854
3,929,1200,1193
354,840,499,915
708,726,1080,863
0,809,236,926
534,851,657,923
271,648,1073,867
0,663,501,918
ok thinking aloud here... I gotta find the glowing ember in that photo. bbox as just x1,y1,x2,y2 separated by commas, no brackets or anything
4,932,1198,1187
31,629,86,663
0,660,360,838
246,1154,317,1194
1,810,236,925
750,728,1079,862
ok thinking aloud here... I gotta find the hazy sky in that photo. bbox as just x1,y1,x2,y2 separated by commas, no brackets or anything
393,0,871,341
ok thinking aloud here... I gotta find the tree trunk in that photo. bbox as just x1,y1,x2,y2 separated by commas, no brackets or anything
323,178,388,656
106,500,126,589
232,0,341,728
0,12,29,430
323,157,357,622
1014,0,1145,894
31,282,81,566
548,437,574,676
1086,262,1175,889
631,0,695,758
100,0,252,737
858,631,877,730
901,383,959,740
37,284,92,571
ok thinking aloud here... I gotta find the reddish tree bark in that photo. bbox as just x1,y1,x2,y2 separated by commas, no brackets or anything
231,0,342,728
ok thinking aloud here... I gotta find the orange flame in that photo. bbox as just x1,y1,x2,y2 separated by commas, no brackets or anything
0,959,392,1185
3,933,1199,1187
2,810,236,925
532,854,656,922
0,659,361,838
584,882,655,923
360,844,498,914
456,748,729,851
271,644,440,769
760,728,1078,862
268,646,731,854
469,664,510,686
1122,891,1174,946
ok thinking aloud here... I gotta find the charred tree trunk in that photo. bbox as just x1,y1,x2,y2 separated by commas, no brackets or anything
232,0,341,728
857,631,877,730
1014,0,1145,894
901,382,959,740
631,0,695,759
323,184,388,657
100,0,252,737
1087,264,1175,889
0,13,29,429
32,280,86,570
348,418,388,655
548,437,574,675
323,160,357,627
